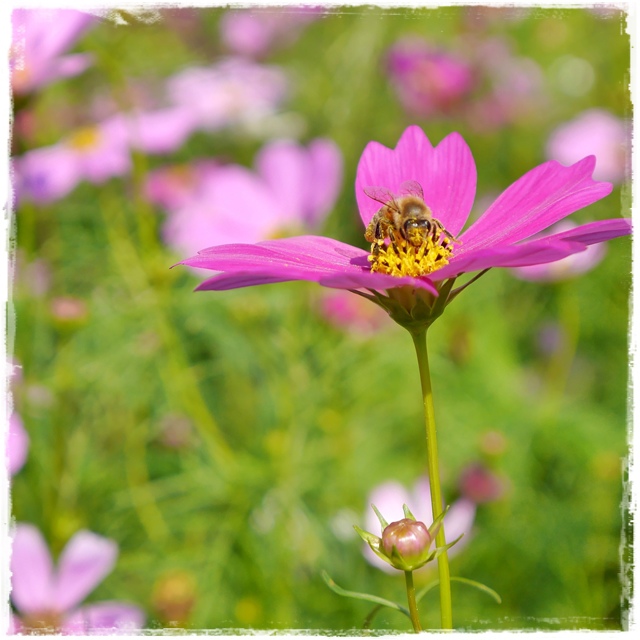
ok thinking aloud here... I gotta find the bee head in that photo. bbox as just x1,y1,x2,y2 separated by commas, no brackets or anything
403,218,432,234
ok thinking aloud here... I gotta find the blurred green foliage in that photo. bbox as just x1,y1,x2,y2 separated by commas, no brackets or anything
9,5,631,632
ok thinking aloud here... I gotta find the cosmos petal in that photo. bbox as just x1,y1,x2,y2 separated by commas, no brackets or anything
62,602,145,635
442,498,477,555
10,524,55,614
21,10,95,62
539,217,632,244
256,139,309,224
433,238,589,281
458,156,613,253
318,271,438,294
305,138,344,226
52,531,118,612
182,235,368,273
7,411,29,476
182,235,439,294
355,126,476,235
47,53,94,83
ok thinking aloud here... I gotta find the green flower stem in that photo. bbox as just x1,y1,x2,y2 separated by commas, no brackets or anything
404,570,422,633
411,328,453,630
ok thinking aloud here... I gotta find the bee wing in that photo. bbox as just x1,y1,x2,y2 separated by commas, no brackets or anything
397,180,424,200
363,186,401,211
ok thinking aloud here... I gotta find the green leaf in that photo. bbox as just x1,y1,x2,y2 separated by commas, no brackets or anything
321,571,411,619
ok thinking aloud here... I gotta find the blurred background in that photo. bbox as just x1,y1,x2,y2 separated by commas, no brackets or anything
6,4,632,632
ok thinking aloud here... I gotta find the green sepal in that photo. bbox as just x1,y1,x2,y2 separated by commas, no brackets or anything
432,532,464,559
402,503,416,520
353,525,392,566
353,524,380,547
387,543,436,572
427,504,450,538
371,503,388,530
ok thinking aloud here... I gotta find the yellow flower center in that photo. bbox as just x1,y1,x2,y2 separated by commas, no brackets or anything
368,226,456,278
68,127,101,150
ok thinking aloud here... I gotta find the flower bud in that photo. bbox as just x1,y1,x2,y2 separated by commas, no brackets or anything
381,518,433,571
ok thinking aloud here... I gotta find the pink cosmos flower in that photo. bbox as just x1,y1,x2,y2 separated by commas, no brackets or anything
11,9,96,96
162,138,342,258
13,116,131,204
458,463,505,504
511,221,607,282
146,161,221,212
546,109,629,184
363,477,477,574
179,126,630,323
122,107,198,155
463,37,547,132
220,7,322,58
386,37,545,130
7,412,29,476
9,524,145,634
165,58,287,132
319,289,392,335
386,38,475,118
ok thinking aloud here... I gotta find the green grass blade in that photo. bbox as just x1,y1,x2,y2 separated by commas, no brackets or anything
415,576,502,605
450,576,502,604
321,571,411,619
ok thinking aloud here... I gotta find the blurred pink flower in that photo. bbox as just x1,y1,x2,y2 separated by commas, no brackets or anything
220,7,322,57
363,477,476,573
319,289,391,335
13,251,52,297
121,107,198,155
546,109,629,184
386,38,475,118
146,161,221,212
11,8,96,96
458,463,505,504
465,37,547,132
386,36,546,130
50,296,89,322
7,412,29,477
13,116,131,204
511,221,607,282
161,138,342,258
165,58,287,132
9,524,145,634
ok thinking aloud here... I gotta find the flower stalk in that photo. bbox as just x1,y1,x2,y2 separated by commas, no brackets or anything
404,570,422,632
410,328,453,629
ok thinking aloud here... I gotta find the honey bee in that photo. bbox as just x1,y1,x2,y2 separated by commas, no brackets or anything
364,180,453,249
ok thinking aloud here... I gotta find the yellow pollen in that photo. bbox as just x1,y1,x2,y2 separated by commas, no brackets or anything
68,127,101,150
368,227,456,278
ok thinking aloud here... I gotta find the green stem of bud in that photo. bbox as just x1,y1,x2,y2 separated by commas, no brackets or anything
404,570,422,633
410,328,453,630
